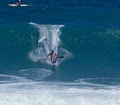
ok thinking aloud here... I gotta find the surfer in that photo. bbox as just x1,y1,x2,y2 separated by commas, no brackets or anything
47,50,58,65
16,0,22,6
38,50,64,65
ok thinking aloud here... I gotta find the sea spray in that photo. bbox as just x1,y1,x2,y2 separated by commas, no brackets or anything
29,22,71,65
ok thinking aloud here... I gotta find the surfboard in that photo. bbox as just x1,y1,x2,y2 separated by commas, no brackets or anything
8,4,30,7
52,63,56,66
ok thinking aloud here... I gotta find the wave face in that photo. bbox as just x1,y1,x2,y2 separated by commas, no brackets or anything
29,22,71,65
1,0,120,79
1,0,120,104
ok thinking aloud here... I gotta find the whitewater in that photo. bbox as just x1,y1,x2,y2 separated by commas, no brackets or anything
0,74,120,105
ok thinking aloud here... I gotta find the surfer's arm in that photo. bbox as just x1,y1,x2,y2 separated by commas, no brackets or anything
55,54,58,58
47,53,51,57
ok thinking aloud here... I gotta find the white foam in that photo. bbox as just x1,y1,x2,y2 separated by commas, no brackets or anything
0,81,120,105
0,74,29,83
0,75,120,105
75,78,120,89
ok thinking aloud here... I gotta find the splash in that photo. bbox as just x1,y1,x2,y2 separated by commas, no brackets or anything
29,22,71,65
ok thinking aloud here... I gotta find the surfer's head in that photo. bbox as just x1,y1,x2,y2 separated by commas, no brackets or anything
51,50,54,53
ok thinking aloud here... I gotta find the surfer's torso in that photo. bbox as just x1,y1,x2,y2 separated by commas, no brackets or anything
47,51,58,65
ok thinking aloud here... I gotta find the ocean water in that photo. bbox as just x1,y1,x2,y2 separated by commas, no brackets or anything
1,0,120,105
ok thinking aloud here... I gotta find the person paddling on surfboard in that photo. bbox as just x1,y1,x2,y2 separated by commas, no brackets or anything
16,0,22,6
47,50,58,65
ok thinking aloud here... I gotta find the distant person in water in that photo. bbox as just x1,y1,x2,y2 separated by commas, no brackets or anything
16,0,22,6
47,50,58,64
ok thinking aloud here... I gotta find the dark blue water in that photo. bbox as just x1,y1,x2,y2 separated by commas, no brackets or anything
0,0,120,104
1,0,120,79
